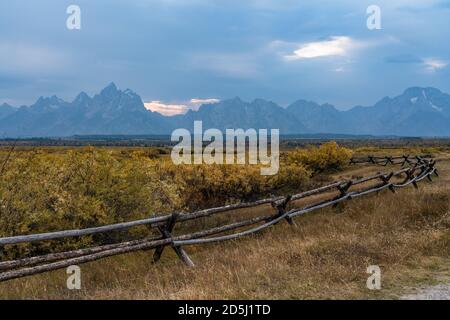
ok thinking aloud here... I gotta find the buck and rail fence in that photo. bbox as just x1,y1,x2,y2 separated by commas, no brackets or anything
0,155,439,282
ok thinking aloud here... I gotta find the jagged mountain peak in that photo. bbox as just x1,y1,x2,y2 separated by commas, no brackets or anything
1,85,450,137
89,83,147,114
374,87,440,107
252,98,270,104
123,88,137,95
402,86,442,98
225,96,244,104
250,98,280,108
0,83,171,136
0,103,15,120
96,83,140,102
288,99,320,108
389,87,449,112
73,91,91,104
100,82,120,98
105,81,118,90
0,102,13,109
287,100,339,113
32,95,67,109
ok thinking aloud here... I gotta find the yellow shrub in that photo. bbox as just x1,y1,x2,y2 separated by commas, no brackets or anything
0,149,179,259
288,141,353,173
0,143,352,259
152,161,311,210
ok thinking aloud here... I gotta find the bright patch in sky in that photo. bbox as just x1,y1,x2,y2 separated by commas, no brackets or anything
145,98,219,116
144,101,188,116
285,36,356,60
423,58,448,72
190,98,220,105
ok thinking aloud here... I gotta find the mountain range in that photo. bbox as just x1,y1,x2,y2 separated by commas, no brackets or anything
1,83,450,137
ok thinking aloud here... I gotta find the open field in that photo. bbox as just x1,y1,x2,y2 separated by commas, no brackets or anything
0,144,449,299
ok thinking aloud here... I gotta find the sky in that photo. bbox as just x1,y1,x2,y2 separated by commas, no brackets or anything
0,0,449,114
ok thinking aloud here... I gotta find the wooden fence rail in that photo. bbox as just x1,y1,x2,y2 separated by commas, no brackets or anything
350,154,433,166
0,155,438,282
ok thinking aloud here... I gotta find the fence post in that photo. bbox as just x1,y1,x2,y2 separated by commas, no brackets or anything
153,212,194,267
271,195,295,226
401,155,410,167
426,160,436,181
432,160,439,177
332,180,353,208
416,156,425,165
404,167,419,189
337,181,353,196
379,172,395,193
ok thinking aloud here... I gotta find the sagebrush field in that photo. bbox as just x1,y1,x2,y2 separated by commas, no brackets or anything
0,141,449,299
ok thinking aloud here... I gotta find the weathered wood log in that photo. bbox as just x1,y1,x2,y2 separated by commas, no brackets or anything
0,237,161,272
0,214,275,280
173,209,295,247
0,215,171,246
290,181,345,201
0,239,172,282
176,196,284,222
172,246,195,267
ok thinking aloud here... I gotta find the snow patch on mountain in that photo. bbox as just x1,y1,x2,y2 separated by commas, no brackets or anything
431,103,443,112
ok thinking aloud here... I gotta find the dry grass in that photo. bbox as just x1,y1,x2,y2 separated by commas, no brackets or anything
0,156,449,299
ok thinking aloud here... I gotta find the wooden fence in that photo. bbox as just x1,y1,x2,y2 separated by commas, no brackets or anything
0,155,438,282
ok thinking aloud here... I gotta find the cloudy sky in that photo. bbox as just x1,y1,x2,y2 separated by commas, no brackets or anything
0,0,449,114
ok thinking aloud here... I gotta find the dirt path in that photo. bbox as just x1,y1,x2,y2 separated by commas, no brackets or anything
399,156,450,300
401,283,450,300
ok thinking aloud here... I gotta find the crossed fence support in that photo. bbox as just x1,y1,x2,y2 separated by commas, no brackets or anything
270,195,295,226
406,167,419,189
152,213,194,267
380,172,395,193
402,155,411,166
